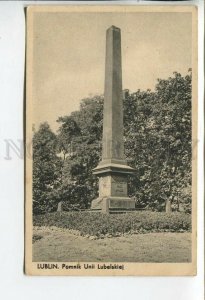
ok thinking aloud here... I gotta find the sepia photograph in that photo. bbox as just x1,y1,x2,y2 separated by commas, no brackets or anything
25,5,197,276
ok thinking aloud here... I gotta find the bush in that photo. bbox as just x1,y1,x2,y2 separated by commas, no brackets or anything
33,211,191,237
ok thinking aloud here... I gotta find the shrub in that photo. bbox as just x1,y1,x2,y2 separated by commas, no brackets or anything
33,211,191,237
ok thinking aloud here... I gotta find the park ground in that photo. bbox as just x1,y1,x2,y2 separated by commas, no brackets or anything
33,226,191,263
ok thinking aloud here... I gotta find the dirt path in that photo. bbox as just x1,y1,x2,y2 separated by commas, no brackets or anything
33,227,191,263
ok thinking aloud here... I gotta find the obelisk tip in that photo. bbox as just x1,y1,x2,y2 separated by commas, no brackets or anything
107,25,121,32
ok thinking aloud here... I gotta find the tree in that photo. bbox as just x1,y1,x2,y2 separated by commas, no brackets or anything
123,71,192,212
33,122,62,214
56,96,103,210
56,116,81,160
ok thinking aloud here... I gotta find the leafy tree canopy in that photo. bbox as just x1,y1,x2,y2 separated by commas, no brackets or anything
33,71,192,214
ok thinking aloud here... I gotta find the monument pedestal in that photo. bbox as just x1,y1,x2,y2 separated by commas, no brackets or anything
91,162,135,213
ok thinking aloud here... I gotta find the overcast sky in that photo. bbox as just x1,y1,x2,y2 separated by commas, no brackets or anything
32,11,192,131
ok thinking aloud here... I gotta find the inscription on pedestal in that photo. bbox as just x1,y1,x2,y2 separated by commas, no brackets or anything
109,199,135,209
111,175,127,197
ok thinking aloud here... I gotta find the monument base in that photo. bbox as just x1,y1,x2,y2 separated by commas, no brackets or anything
91,196,135,213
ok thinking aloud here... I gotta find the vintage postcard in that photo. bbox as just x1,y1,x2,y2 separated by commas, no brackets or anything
25,5,197,276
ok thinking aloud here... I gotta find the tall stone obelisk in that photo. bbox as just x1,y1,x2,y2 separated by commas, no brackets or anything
91,25,135,213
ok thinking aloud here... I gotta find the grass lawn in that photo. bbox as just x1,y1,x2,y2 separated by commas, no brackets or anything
33,226,191,263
